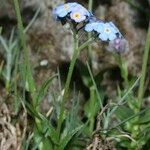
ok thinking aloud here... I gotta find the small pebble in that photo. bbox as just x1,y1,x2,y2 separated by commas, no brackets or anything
40,59,48,66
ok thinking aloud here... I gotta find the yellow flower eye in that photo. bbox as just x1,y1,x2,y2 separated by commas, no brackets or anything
104,28,111,33
72,12,81,19
64,4,68,10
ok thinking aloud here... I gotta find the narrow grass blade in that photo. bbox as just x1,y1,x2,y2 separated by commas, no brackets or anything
138,23,150,107
109,107,149,131
86,62,103,112
109,76,141,116
24,7,41,33
0,27,2,34
36,74,58,107
58,125,84,150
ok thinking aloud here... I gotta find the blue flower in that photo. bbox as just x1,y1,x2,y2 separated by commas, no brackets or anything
84,17,102,32
96,22,121,41
85,22,100,32
70,5,90,23
52,2,78,19
85,21,122,41
53,2,125,44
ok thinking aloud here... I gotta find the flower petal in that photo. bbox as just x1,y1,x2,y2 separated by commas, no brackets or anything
85,24,94,32
99,33,108,41
70,6,89,23
70,5,90,17
73,16,86,22
95,23,104,33
109,22,119,32
108,33,117,41
85,22,100,32
53,2,81,19
58,11,68,17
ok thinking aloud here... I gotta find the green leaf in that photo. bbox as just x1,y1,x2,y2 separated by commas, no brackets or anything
111,108,148,130
58,125,84,150
115,106,134,121
86,62,104,111
25,101,41,119
0,60,4,76
40,138,53,150
84,86,100,118
25,102,58,144
65,93,80,132
33,127,53,150
137,124,150,147
0,27,2,34
139,107,150,124
38,114,59,144
36,74,57,106
32,128,43,150
76,60,91,87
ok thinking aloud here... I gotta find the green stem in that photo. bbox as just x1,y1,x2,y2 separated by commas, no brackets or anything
113,53,129,87
88,0,93,11
13,0,35,101
56,35,93,141
86,62,103,110
0,27,2,34
0,36,12,92
138,23,150,108
14,46,20,113
13,0,28,74
88,0,93,69
89,118,94,135
56,32,79,140
6,51,12,92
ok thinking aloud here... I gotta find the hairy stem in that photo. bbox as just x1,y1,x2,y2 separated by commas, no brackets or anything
56,35,93,142
88,0,93,69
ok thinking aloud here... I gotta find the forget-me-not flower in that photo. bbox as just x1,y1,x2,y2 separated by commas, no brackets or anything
85,22,101,32
53,2,128,52
52,2,78,19
85,20,122,41
70,5,91,23
84,16,102,32
96,22,121,41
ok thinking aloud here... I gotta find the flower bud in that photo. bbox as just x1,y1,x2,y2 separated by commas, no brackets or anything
107,38,129,53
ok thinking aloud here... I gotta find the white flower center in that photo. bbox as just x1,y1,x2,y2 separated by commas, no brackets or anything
64,4,68,10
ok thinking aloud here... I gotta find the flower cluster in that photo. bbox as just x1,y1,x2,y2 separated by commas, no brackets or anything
53,2,128,53
53,2,90,24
